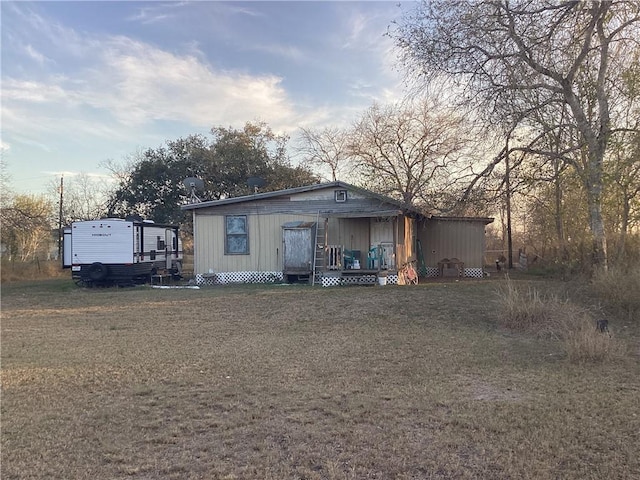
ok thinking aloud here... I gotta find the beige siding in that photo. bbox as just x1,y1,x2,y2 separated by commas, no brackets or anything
419,220,486,268
327,217,370,252
194,213,316,274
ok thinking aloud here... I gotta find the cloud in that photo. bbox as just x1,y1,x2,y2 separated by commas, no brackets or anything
2,35,300,139
24,44,50,65
1,1,410,181
125,1,190,25
3,3,300,132
88,36,297,128
250,43,305,62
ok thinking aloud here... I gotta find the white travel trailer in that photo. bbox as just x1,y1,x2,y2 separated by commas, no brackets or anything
63,218,183,285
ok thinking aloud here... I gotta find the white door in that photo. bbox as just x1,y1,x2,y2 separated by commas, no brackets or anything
370,217,393,244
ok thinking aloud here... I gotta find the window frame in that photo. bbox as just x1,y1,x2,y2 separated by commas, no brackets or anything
225,215,249,255
335,190,347,203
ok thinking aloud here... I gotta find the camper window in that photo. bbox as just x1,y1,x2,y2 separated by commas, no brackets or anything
225,215,249,254
157,236,165,250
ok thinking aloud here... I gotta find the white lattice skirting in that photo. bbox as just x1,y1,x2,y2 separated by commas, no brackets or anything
195,269,485,286
195,271,283,285
423,267,485,278
321,274,399,287
424,267,440,277
464,268,485,278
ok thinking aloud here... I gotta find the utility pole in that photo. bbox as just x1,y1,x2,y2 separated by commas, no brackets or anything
58,175,64,259
505,137,513,269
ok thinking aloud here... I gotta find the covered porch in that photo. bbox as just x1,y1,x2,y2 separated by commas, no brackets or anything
311,210,417,286
315,244,399,286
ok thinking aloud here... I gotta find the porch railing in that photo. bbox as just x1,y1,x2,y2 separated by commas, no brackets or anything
325,244,395,271
326,245,343,270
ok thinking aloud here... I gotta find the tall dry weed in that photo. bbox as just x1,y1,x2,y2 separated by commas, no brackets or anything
590,266,640,320
0,259,66,283
495,275,560,331
563,318,627,363
496,276,627,363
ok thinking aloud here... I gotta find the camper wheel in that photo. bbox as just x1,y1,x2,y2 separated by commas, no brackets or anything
88,262,109,281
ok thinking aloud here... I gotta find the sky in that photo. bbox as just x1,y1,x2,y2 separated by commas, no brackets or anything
1,1,413,196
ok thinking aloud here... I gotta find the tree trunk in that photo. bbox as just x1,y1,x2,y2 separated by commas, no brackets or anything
586,167,607,271
618,193,630,262
505,137,513,269
553,160,567,261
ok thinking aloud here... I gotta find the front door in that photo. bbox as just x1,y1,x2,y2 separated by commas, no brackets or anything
283,227,314,273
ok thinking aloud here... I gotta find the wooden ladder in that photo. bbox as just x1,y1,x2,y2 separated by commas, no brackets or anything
311,212,327,286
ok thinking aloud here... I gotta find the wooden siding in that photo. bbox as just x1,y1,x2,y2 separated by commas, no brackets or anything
194,213,316,274
418,219,487,268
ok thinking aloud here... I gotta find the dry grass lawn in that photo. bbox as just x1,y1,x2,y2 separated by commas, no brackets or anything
2,278,639,479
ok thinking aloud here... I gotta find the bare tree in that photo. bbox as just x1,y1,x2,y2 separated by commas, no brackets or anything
1,194,54,261
296,127,350,182
48,173,112,224
347,96,473,211
606,132,640,261
394,0,640,269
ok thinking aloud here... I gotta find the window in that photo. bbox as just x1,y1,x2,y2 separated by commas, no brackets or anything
225,215,249,254
335,190,347,202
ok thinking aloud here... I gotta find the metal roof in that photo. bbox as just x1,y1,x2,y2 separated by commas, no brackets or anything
180,181,494,225
181,180,426,217
430,216,494,225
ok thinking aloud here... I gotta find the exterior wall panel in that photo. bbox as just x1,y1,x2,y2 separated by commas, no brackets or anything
194,213,316,274
419,219,487,268
71,220,134,264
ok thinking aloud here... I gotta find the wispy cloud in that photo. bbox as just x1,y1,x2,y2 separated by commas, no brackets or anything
125,1,190,25
251,43,305,62
24,44,50,65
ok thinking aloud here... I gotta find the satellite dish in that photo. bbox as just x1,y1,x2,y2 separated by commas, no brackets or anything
183,177,204,203
247,176,266,193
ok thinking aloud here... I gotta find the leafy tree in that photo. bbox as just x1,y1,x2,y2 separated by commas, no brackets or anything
209,122,317,198
107,135,212,225
394,0,640,269
107,123,318,226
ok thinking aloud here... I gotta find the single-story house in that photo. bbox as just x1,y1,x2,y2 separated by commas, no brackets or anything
181,181,493,286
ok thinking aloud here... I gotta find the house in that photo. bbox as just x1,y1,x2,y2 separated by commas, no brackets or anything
181,181,493,286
